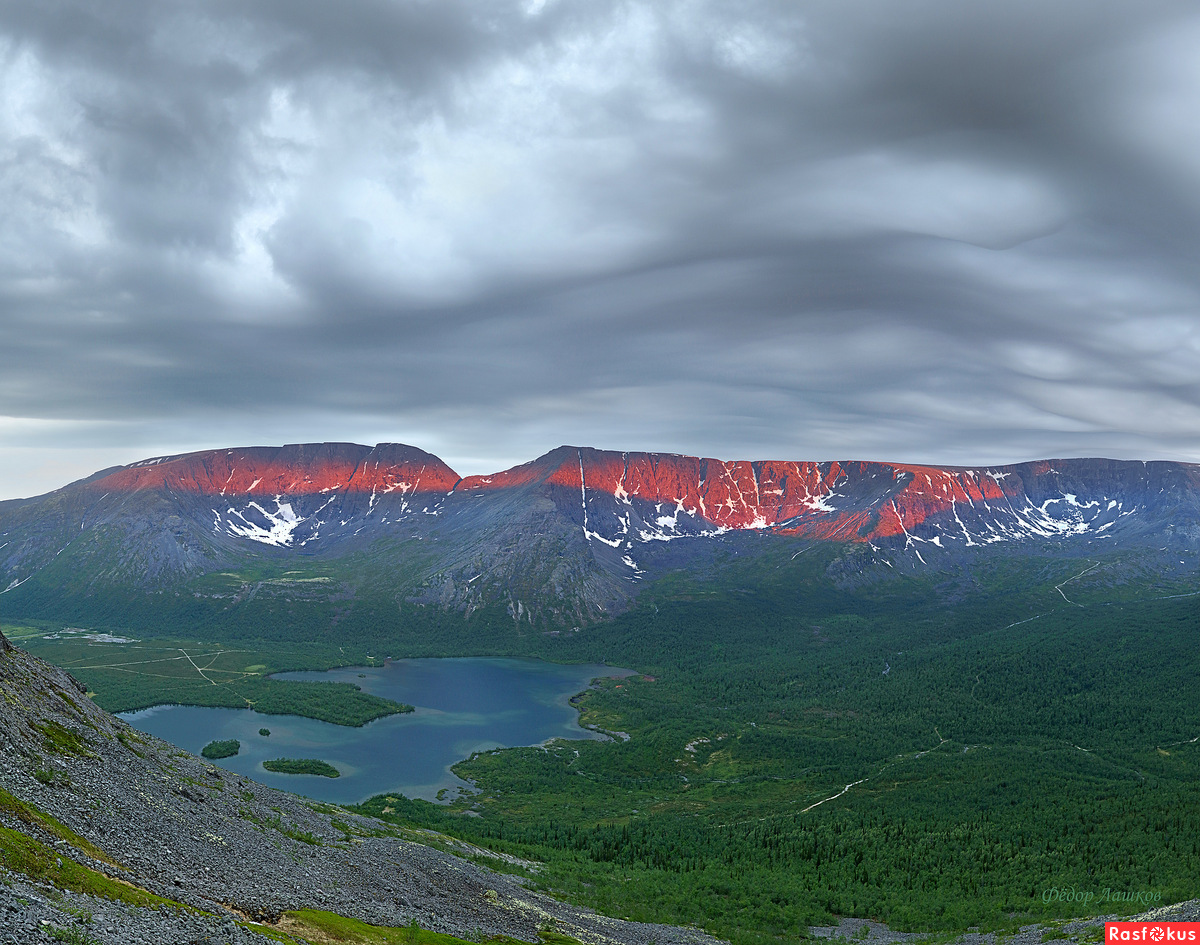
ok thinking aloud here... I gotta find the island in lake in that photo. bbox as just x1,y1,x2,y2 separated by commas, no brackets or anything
263,757,340,778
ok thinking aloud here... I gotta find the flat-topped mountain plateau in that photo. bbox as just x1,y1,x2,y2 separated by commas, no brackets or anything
3,443,1198,631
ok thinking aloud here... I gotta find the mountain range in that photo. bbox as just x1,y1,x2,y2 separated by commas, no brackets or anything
3,442,1199,630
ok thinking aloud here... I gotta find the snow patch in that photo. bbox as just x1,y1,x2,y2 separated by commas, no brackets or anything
225,497,305,547
2,576,31,593
802,492,838,513
890,500,926,565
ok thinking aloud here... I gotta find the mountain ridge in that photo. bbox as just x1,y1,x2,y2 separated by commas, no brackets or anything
4,442,1200,630
23,441,1200,545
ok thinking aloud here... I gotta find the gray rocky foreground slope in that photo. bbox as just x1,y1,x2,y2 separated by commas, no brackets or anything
0,630,722,944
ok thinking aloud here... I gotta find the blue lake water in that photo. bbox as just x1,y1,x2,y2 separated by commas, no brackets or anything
119,657,633,803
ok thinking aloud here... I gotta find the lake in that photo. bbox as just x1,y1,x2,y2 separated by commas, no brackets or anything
119,657,633,803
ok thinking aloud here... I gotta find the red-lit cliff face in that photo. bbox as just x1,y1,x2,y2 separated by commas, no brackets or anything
70,444,464,553
456,447,1035,546
859,464,1014,541
90,443,461,498
68,443,1193,555
462,447,858,529
87,443,1026,546
452,448,1191,557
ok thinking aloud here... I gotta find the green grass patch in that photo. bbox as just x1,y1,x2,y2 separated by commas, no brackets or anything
48,926,101,945
32,720,91,757
0,826,181,908
279,908,552,944
33,766,68,787
0,786,114,865
241,808,325,845
236,920,305,945
201,739,240,760
0,621,58,642
263,758,341,778
115,730,145,757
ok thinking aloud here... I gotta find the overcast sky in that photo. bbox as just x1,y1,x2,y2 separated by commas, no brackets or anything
3,0,1200,497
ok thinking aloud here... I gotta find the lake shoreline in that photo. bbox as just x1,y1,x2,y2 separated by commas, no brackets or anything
120,656,635,803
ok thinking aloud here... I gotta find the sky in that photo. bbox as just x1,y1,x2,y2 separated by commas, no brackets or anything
3,0,1200,498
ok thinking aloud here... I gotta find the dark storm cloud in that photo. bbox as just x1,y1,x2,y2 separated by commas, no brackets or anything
2,0,1200,498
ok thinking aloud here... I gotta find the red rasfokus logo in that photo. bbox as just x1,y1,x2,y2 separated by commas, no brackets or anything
1107,925,1200,942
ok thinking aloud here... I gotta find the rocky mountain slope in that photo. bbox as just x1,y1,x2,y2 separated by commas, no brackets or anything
0,627,720,944
3,443,1200,629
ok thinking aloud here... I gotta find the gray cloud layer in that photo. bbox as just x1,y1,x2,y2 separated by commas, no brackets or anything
2,0,1200,497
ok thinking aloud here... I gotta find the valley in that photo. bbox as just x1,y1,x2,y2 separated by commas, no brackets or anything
7,0,1200,941
7,543,1199,943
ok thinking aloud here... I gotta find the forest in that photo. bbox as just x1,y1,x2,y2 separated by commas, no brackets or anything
356,546,1200,941
10,541,1200,943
